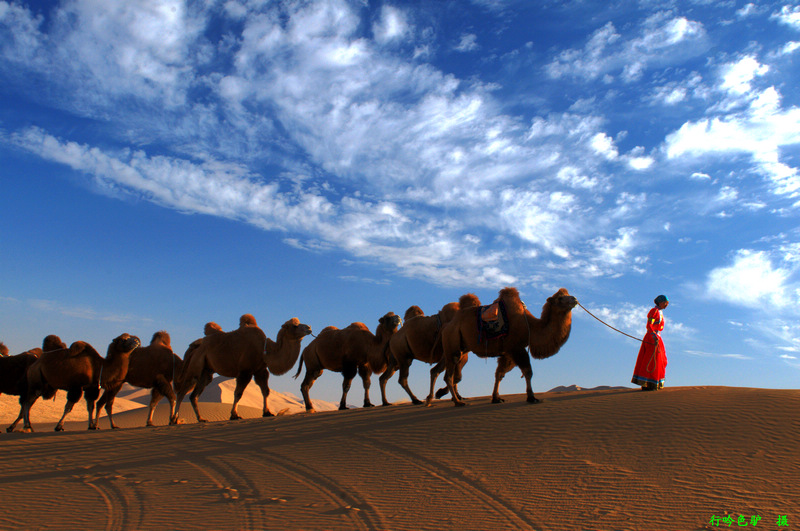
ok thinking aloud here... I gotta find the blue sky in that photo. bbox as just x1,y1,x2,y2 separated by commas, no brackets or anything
2,0,800,405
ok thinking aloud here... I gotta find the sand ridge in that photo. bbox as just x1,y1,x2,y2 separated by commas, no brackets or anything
0,386,798,530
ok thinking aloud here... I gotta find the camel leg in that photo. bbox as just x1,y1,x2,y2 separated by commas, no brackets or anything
378,356,397,406
230,371,252,420
95,386,121,429
442,353,465,407
84,385,100,430
170,376,194,425
340,364,358,410
147,387,164,427
150,376,175,426
359,365,374,408
398,361,423,405
55,387,83,432
491,356,516,404
510,349,538,404
431,358,448,400
253,369,273,417
300,368,322,412
7,398,26,432
189,371,213,423
20,396,39,433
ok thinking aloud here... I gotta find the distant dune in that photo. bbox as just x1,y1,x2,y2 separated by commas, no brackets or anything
1,386,798,530
546,384,631,392
0,375,337,430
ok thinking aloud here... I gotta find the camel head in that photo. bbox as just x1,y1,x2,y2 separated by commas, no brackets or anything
544,288,578,315
378,312,402,333
403,305,425,321
43,335,67,352
0,342,7,357
106,333,141,360
278,317,313,341
239,314,258,327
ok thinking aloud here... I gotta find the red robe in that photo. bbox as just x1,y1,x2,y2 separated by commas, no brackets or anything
631,307,667,388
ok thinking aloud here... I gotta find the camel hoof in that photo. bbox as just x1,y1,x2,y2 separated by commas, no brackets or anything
88,426,99,430
338,405,348,411
55,426,64,432
263,411,274,418
381,402,392,407
198,418,208,423
411,399,423,405
146,422,154,427
363,402,375,408
527,396,541,404
22,427,33,433
491,397,505,404
453,401,467,407
5,427,13,433
435,388,449,399
230,414,242,421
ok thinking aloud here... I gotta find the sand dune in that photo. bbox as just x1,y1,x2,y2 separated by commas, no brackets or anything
0,386,798,530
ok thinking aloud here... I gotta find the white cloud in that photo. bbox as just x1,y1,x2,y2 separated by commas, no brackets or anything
373,5,408,44
590,132,618,160
706,250,796,310
546,15,707,82
664,81,800,198
719,55,769,95
737,3,758,18
0,0,712,291
780,41,800,54
772,5,800,29
455,33,479,52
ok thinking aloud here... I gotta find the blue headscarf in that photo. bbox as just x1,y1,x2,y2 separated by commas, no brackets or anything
654,294,669,305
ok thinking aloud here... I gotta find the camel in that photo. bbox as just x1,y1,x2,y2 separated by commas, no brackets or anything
171,321,224,421
441,287,577,406
93,331,183,428
379,294,481,406
171,315,313,424
20,333,141,431
294,312,402,412
2,335,67,432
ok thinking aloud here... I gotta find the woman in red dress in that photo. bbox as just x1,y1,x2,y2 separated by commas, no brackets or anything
631,295,669,391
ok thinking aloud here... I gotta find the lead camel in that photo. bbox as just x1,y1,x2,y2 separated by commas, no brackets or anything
440,287,577,406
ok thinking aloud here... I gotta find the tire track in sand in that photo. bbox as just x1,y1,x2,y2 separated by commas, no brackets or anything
255,449,387,530
355,435,541,531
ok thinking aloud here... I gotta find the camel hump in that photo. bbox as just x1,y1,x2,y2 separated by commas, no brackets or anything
347,322,370,331
204,322,223,335
0,342,7,357
150,330,171,348
459,293,481,308
68,341,91,357
239,314,258,327
321,325,339,333
43,335,66,351
403,305,425,321
498,286,520,300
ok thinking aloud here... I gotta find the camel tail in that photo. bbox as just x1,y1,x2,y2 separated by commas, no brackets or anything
293,354,305,380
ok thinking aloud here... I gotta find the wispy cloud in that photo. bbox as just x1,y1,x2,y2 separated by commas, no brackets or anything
26,298,153,324
545,14,707,82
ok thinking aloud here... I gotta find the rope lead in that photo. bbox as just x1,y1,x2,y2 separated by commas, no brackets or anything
576,301,645,343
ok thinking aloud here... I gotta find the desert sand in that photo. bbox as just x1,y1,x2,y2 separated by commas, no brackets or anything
0,385,798,530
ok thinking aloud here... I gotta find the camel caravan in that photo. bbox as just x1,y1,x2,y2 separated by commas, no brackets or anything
0,287,577,433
